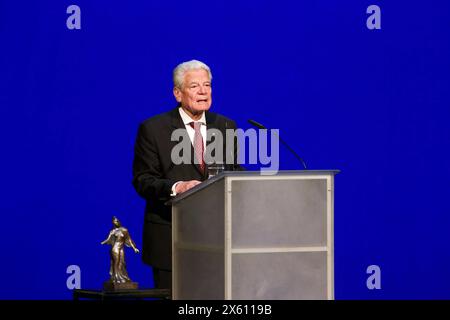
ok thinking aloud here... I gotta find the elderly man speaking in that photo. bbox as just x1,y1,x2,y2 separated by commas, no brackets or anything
132,60,241,292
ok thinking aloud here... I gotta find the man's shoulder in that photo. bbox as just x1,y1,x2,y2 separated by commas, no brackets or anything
139,107,177,128
138,107,237,129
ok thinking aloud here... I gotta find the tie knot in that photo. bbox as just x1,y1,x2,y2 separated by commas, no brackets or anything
190,122,201,130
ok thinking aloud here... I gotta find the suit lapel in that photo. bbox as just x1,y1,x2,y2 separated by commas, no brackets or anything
205,111,223,167
170,105,185,130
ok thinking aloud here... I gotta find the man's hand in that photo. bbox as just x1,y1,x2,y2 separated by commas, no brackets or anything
175,180,201,194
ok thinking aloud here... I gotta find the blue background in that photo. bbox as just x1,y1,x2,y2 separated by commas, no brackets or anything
1,0,449,299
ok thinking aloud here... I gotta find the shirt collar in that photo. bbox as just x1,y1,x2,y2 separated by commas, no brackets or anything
178,107,206,126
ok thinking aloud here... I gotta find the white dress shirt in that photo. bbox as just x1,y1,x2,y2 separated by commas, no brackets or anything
178,107,207,150
171,107,207,196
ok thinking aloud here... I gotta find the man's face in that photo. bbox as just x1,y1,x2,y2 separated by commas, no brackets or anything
173,68,212,117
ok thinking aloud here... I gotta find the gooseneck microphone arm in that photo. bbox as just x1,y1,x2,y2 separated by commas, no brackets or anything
248,119,307,170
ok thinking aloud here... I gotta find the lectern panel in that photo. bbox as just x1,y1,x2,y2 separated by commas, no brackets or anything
231,179,327,248
176,180,225,247
231,252,327,299
174,249,225,299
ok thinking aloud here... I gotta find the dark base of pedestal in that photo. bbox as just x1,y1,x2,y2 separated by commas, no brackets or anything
103,281,139,291
73,288,171,300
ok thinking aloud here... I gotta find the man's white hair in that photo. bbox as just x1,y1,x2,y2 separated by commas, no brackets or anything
173,60,212,89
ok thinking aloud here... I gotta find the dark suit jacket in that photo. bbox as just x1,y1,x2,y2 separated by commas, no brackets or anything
132,105,241,270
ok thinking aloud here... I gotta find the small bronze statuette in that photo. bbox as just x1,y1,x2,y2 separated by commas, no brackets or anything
101,216,140,291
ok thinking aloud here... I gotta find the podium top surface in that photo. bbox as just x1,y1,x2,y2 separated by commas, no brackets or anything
167,170,339,205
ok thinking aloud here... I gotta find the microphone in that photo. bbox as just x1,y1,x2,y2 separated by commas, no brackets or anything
247,119,307,170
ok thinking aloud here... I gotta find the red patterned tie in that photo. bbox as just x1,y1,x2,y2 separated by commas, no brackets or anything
190,122,205,173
